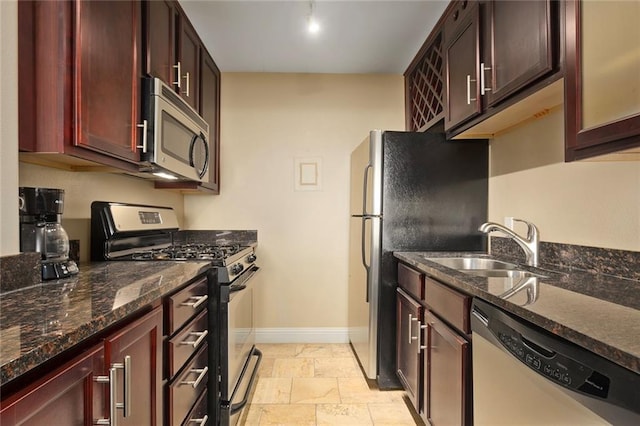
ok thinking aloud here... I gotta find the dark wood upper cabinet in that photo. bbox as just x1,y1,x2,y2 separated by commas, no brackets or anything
176,15,201,111
146,0,222,194
405,30,446,132
564,0,640,161
75,0,142,163
444,2,482,131
145,0,175,86
200,49,221,194
440,0,561,137
483,0,553,106
18,0,142,170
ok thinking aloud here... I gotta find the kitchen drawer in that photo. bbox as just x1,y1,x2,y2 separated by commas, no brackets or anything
165,277,208,335
167,344,208,426
166,308,208,379
425,276,471,334
398,263,425,302
183,388,208,426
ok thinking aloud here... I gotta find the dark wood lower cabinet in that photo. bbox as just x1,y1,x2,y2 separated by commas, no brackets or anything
397,263,473,425
396,288,423,410
424,310,470,426
104,307,163,426
163,276,210,425
0,344,105,425
0,307,162,426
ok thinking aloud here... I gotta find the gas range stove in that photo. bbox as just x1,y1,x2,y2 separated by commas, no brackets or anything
90,201,257,283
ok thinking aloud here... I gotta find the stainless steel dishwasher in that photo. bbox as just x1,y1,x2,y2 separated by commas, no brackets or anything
471,298,640,425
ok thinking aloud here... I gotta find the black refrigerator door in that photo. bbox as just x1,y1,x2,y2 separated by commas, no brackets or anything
381,130,488,251
375,129,488,389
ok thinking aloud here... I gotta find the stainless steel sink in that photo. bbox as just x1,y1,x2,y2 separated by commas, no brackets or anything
421,256,547,278
462,269,547,278
421,256,519,270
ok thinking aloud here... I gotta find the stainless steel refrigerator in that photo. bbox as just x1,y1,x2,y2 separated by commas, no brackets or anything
348,128,488,389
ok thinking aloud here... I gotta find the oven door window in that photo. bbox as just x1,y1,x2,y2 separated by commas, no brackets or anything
227,283,256,396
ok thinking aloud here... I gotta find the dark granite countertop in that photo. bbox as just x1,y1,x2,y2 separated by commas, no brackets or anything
0,260,210,386
394,251,640,375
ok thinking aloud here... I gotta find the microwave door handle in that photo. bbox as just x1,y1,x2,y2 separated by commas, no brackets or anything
189,133,209,179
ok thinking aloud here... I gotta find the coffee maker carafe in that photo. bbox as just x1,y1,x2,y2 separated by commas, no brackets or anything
19,187,79,280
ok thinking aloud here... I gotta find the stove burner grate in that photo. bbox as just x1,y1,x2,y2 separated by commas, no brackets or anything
130,244,246,262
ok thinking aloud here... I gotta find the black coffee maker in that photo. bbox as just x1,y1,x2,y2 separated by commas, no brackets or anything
19,187,79,280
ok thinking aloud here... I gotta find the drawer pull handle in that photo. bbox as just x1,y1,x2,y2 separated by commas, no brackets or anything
181,330,208,348
181,295,208,309
181,366,209,388
188,415,208,425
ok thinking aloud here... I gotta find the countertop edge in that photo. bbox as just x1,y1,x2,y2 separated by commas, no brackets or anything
394,251,640,375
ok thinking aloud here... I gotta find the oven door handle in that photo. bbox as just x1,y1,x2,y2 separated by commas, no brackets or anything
229,348,263,415
229,265,260,292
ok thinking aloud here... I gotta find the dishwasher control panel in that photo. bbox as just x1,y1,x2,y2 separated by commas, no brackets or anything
471,298,640,423
494,326,610,398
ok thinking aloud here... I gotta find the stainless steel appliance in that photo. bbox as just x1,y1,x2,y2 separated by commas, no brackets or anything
138,77,210,182
348,128,488,389
471,298,640,425
19,187,79,280
91,201,261,426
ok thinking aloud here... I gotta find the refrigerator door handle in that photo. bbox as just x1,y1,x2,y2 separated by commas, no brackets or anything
361,217,371,302
362,164,372,215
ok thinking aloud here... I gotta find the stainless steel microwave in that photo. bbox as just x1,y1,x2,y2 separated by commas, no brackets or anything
140,77,210,182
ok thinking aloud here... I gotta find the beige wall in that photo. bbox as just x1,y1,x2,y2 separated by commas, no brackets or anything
1,0,19,256
488,109,640,251
19,164,185,263
185,73,405,337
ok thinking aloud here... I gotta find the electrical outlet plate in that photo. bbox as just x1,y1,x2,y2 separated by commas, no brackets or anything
504,216,514,230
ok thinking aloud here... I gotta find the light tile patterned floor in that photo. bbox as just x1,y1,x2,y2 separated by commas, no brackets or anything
240,343,420,425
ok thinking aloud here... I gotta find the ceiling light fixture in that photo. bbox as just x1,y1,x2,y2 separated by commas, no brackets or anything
307,0,320,35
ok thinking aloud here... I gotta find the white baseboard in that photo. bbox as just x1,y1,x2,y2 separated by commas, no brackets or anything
255,327,349,344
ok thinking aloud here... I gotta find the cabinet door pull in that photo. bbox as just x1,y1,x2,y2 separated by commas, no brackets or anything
188,415,208,425
93,365,120,425
136,119,148,153
181,366,209,388
480,62,492,95
466,74,477,105
110,355,132,418
181,295,208,309
419,321,428,352
173,62,182,89
184,72,190,97
410,315,420,345
93,374,112,425
181,330,209,348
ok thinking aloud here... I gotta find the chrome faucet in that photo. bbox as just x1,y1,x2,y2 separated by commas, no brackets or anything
479,219,539,266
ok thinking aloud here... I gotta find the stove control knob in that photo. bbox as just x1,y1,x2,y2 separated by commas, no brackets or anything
247,254,257,263
231,263,244,275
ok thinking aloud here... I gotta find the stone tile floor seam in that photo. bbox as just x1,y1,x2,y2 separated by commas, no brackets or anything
240,343,420,425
